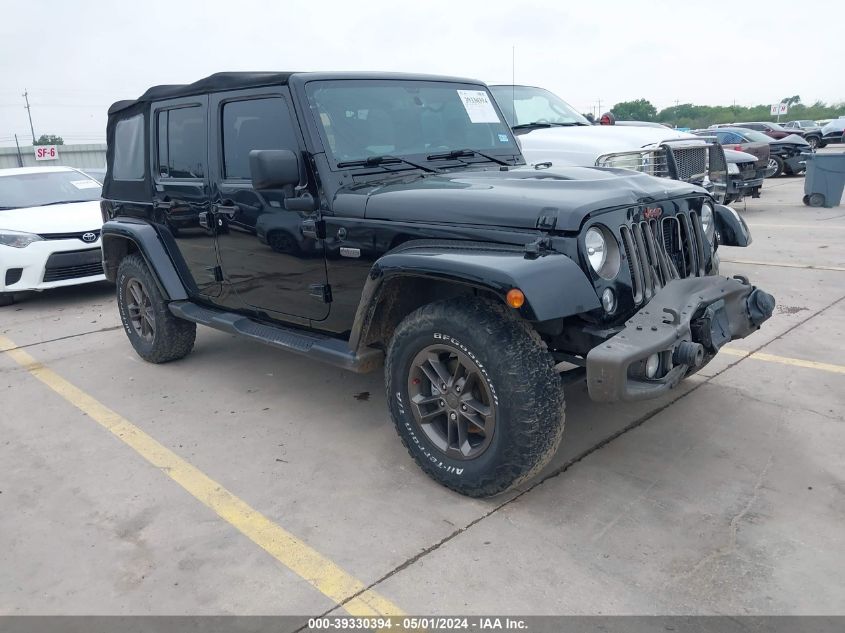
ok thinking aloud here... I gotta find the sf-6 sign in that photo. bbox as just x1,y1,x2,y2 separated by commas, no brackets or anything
34,145,59,161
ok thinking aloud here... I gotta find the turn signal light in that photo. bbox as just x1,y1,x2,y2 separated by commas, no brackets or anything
506,288,525,309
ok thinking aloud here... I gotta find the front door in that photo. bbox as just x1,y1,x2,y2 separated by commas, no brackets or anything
208,89,329,323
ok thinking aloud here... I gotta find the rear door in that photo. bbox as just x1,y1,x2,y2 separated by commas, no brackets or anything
208,88,329,323
152,97,220,299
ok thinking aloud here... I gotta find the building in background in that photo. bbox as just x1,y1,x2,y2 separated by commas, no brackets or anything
0,143,106,170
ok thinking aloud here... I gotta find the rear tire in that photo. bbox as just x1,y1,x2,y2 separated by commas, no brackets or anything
385,297,565,497
807,136,820,150
116,254,196,363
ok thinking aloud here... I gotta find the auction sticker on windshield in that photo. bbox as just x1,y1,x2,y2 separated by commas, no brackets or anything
457,90,500,123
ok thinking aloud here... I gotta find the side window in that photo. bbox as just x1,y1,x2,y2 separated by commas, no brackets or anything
221,97,299,180
113,114,145,180
157,105,206,179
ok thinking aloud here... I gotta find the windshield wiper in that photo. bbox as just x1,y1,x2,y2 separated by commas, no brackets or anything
0,206,18,210
336,155,439,173
512,121,586,130
426,148,512,167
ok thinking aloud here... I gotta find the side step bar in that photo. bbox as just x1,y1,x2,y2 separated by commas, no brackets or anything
169,301,382,373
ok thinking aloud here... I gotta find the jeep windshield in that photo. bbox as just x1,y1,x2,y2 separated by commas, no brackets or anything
489,85,591,129
305,80,521,169
0,170,101,210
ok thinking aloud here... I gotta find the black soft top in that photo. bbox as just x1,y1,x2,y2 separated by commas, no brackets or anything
108,72,296,114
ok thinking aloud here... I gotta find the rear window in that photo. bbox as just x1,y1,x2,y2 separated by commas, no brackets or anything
157,106,206,179
222,97,297,180
113,114,145,180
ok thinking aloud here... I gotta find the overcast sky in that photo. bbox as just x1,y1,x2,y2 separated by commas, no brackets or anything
1,0,842,147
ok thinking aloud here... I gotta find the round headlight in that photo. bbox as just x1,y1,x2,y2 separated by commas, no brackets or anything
584,225,621,280
701,203,715,242
585,227,607,273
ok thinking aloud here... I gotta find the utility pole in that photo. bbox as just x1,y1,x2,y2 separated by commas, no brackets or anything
14,134,24,167
597,98,602,116
22,90,35,142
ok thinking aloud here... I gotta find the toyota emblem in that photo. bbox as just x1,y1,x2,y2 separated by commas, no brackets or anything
82,232,97,243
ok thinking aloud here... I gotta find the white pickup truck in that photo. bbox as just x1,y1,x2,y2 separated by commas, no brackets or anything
489,85,727,202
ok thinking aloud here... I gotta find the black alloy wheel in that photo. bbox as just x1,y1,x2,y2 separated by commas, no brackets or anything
125,278,156,342
407,344,496,460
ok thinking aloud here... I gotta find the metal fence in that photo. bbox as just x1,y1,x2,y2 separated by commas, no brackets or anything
0,143,107,170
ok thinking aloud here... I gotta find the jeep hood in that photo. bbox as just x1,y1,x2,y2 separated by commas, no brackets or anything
517,125,701,167
352,166,704,232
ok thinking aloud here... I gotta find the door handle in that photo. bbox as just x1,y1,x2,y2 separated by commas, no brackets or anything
153,199,173,210
214,203,238,218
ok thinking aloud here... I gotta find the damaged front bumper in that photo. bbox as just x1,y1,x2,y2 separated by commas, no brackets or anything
586,276,775,402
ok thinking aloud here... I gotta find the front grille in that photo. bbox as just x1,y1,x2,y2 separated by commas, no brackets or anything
668,146,708,181
42,249,103,283
38,229,101,243
620,211,707,306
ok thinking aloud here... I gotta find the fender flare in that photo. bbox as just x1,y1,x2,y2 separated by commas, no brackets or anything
101,219,189,300
714,203,752,247
349,240,600,350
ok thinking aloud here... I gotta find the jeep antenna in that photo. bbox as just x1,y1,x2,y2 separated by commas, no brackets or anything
511,45,515,120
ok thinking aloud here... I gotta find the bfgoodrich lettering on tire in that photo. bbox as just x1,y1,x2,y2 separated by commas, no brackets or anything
385,297,565,497
116,253,196,363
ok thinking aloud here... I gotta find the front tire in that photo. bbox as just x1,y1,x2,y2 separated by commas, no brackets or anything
116,254,196,363
385,297,565,497
768,155,784,177
0,292,15,307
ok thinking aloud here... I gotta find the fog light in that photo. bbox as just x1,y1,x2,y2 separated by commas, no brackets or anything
645,353,660,379
601,288,616,313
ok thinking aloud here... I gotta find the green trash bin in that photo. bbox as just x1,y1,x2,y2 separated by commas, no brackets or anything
803,152,845,208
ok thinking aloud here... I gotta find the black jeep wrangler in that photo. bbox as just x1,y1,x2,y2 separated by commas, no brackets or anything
101,72,775,497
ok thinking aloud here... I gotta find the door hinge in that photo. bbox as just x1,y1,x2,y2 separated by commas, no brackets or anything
309,283,332,303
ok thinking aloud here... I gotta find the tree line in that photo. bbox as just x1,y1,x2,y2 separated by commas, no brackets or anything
607,97,845,128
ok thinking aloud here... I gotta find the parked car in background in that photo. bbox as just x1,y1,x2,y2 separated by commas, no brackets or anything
712,121,802,139
693,127,771,173
721,148,767,204
782,120,826,148
489,85,727,201
0,166,105,306
697,127,807,177
613,121,672,129
820,119,845,145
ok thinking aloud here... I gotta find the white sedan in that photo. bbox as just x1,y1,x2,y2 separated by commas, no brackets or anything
0,166,106,306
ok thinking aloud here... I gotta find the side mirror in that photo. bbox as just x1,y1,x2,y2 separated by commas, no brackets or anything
249,149,300,190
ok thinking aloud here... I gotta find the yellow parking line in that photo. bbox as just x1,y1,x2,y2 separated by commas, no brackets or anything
0,334,403,617
722,347,845,375
721,258,845,272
